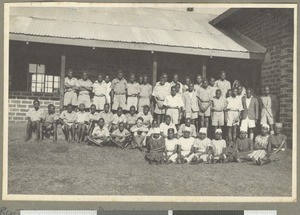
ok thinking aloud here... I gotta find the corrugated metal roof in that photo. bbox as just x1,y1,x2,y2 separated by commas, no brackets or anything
9,7,266,56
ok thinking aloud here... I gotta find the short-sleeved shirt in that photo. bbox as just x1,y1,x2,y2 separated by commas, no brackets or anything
193,138,212,152
152,82,171,100
226,96,243,111
194,83,202,92
211,139,227,156
178,137,195,151
44,112,59,124
159,122,177,136
215,79,231,97
170,81,183,93
65,77,78,92
27,108,45,122
197,87,213,102
165,138,179,152
130,125,148,133
59,110,77,123
236,138,252,152
139,83,152,98
76,111,89,123
99,111,113,125
111,78,127,94
209,86,219,96
178,124,197,137
269,133,287,148
254,135,270,149
137,112,153,126
164,94,184,108
92,80,107,96
112,114,127,125
126,113,138,125
77,79,93,95
92,125,110,137
88,112,101,122
127,82,140,96
112,128,131,138
212,97,227,111
261,95,272,110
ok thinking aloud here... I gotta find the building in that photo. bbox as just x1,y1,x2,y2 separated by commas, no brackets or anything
8,7,294,146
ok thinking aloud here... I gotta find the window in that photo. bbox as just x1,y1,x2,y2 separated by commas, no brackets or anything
29,64,60,93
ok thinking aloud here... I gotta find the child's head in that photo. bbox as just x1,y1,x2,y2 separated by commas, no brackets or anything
175,83,181,93
118,122,125,131
202,79,208,88
183,129,191,138
220,70,226,80
209,77,215,86
90,104,96,113
196,74,202,84
153,128,161,139
104,74,110,83
67,104,73,113
162,73,168,83
173,73,179,83
82,71,88,81
117,69,123,80
33,100,40,110
165,115,171,125
167,128,174,139
136,117,144,127
138,75,143,84
264,86,270,96
274,123,283,135
232,88,238,97
261,124,270,136
79,103,85,111
237,86,243,95
47,104,55,114
185,76,191,85
143,105,150,115
171,86,177,96
199,128,207,140
227,89,232,98
67,69,73,78
239,129,247,139
152,119,158,128
185,118,191,127
214,129,222,140
216,89,221,99
98,118,105,127
129,73,135,83
246,88,253,98
187,83,194,92
129,106,136,114
143,75,149,84
117,107,123,116
104,103,110,112
159,74,166,85
97,73,103,83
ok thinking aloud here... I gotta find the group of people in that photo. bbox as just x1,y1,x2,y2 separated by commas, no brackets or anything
25,69,287,165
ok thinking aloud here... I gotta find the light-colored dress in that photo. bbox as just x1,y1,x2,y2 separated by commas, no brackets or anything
248,135,270,161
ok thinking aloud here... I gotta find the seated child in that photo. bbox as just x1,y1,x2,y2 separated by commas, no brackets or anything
111,107,127,132
99,103,113,130
185,128,212,164
126,105,138,130
59,103,77,143
269,122,287,153
130,117,148,151
76,103,89,143
87,104,101,134
231,128,253,163
248,124,272,165
164,128,179,164
178,127,195,164
110,122,131,148
87,118,110,147
159,115,178,138
145,128,165,165
147,119,159,138
25,100,44,141
210,129,227,163
177,118,197,138
137,105,153,128
41,104,59,142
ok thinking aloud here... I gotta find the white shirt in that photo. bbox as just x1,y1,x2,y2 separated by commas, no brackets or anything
76,111,89,123
193,138,212,152
164,94,184,108
226,96,243,111
92,80,107,96
165,138,179,152
215,79,231,98
153,82,171,100
92,126,109,137
246,96,252,108
170,81,183,93
211,139,226,156
159,122,177,136
178,137,195,151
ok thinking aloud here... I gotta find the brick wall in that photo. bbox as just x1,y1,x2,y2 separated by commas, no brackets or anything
9,91,60,123
233,9,294,146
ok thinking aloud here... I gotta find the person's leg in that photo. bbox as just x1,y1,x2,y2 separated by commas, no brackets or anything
25,121,32,141
53,123,57,142
232,125,237,142
204,116,209,128
65,126,70,143
157,114,162,124
269,124,274,135
249,128,254,141
227,126,232,144
71,124,76,142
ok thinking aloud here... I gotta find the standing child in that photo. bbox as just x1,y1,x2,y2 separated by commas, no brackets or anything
104,74,112,107
211,89,227,133
87,118,110,147
182,83,199,131
92,73,107,112
64,69,78,108
170,73,183,93
197,79,213,128
210,129,227,163
209,77,219,95
194,74,203,92
138,75,152,113
77,71,93,111
111,70,128,112
99,103,113,130
25,100,44,141
126,73,140,112
215,71,231,99
76,103,89,143
126,106,138,130
59,104,77,143
41,104,59,142
110,122,132,148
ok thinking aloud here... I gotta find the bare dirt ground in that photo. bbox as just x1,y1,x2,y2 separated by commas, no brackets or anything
8,123,292,196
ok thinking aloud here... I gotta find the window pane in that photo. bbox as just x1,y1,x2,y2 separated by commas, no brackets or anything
37,64,45,74
29,64,37,74
32,74,36,81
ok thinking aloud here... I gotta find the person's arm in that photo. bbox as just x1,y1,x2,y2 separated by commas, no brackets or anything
177,144,182,156
185,146,195,157
274,139,286,154
254,98,259,123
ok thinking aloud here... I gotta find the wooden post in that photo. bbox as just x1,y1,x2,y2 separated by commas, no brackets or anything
202,57,207,80
59,54,66,112
152,52,157,87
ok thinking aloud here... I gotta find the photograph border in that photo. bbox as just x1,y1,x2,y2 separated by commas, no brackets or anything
2,2,297,202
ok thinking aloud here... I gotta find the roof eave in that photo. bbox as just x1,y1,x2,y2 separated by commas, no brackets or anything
209,8,241,26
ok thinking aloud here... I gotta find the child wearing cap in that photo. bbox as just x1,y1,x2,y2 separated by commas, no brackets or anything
145,127,166,165
232,128,253,163
185,127,212,164
210,129,227,163
164,128,179,164
178,118,197,138
248,124,272,165
130,117,148,151
269,123,287,153
178,127,195,164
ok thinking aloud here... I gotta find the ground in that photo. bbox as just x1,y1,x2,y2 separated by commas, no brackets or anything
8,123,292,196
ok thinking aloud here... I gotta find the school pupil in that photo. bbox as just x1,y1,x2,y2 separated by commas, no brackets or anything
25,100,44,141
126,73,140,112
182,83,199,131
211,89,227,133
77,71,93,111
159,115,178,138
145,127,165,165
64,69,78,108
210,129,227,163
76,103,89,143
99,103,113,130
87,104,101,135
111,69,128,112
232,128,253,163
197,79,213,128
138,75,152,113
110,122,131,148
269,123,287,153
59,104,77,143
177,118,197,138
111,107,127,131
130,117,148,151
87,118,110,147
126,105,138,130
164,128,179,164
137,105,153,128
41,104,59,142
178,127,195,164
92,73,107,111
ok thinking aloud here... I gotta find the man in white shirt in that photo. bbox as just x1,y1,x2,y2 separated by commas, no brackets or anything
77,71,93,110
164,86,184,127
182,83,199,130
92,74,107,111
64,69,78,108
215,71,231,98
170,73,183,93
159,115,177,138
104,74,112,107
87,118,110,147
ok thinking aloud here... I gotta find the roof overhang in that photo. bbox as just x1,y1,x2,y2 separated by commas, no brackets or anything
10,33,266,60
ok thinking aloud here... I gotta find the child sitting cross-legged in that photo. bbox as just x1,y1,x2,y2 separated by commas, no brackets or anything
209,129,227,163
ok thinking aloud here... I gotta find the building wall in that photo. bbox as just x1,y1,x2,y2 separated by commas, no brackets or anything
9,91,60,123
233,9,294,146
